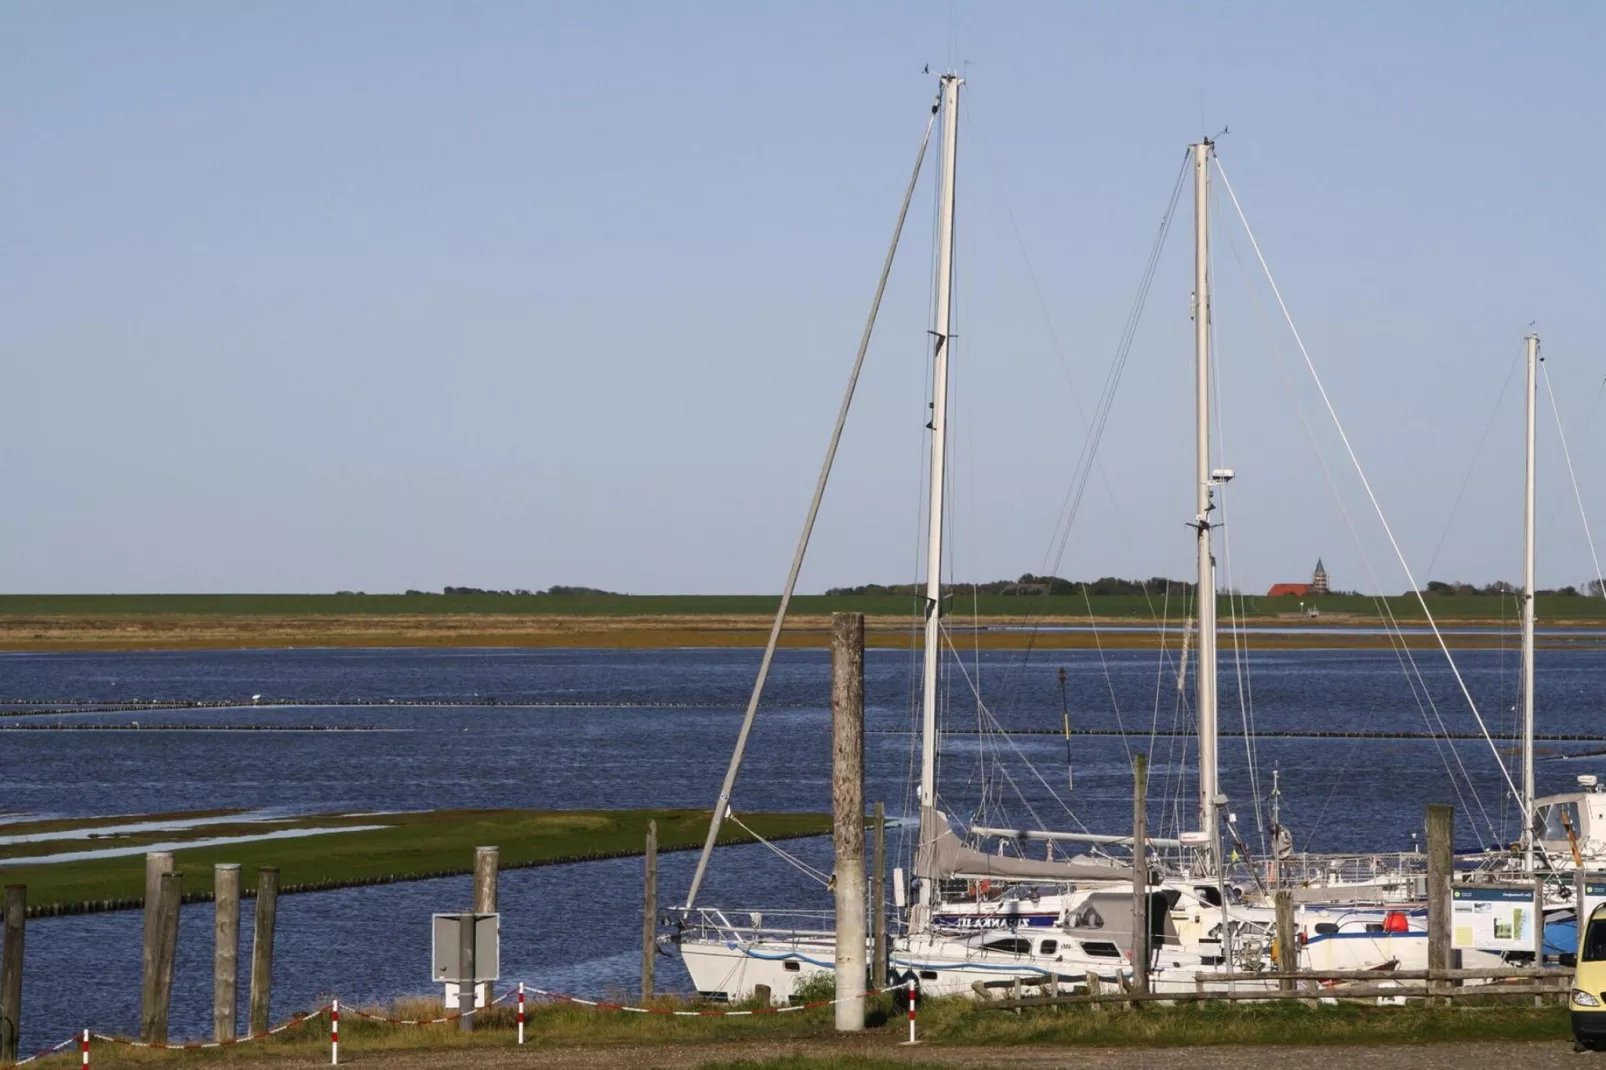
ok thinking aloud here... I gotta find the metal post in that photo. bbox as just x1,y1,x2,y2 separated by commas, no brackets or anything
872,801,887,990
458,913,476,1033
1275,891,1297,993
642,820,657,1003
832,612,867,1032
329,998,339,1065
0,885,23,1065
214,863,241,1042
1130,753,1149,995
1535,874,1547,1006
1427,805,1454,998
1522,332,1539,873
249,866,279,1035
517,982,525,1045
141,871,182,1045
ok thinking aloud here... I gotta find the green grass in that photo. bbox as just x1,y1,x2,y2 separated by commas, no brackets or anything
916,997,1569,1046
1,808,828,909
0,591,1601,620
697,1059,957,1070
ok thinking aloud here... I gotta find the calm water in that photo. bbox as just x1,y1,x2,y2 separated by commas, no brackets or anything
3,644,1604,1050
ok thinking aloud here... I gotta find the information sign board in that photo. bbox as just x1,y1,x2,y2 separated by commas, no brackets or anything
1450,887,1536,951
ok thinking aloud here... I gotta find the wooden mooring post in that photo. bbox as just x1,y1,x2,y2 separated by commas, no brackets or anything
831,611,866,1032
475,846,499,1008
872,801,887,990
139,850,174,1041
1130,753,1149,995
214,864,241,1042
141,871,183,1045
0,885,24,1065
1274,891,1296,993
249,866,280,1035
1427,804,1453,1004
642,820,657,1003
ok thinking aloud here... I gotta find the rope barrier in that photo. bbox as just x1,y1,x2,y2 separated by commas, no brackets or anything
7,980,897,1063
9,1034,75,1067
89,1004,328,1050
520,982,901,1017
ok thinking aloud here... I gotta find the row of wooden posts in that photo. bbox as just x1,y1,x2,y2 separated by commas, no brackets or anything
0,845,505,1060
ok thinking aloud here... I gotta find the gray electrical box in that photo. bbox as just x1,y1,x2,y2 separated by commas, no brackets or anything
432,912,500,983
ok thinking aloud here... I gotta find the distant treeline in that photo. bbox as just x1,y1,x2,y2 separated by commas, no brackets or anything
824,575,1198,597
405,586,621,597
1419,579,1606,598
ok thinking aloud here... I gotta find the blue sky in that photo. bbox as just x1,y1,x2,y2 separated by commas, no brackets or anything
2,2,1603,595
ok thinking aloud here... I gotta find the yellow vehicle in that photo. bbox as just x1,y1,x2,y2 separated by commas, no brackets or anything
1571,904,1606,1051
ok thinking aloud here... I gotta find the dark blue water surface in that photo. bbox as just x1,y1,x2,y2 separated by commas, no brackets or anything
2,644,1604,1050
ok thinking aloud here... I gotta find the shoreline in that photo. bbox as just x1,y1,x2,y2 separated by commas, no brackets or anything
0,612,1602,652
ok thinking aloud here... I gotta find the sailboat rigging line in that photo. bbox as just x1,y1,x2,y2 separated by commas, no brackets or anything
1212,155,1524,818
1214,205,1498,848
1542,359,1606,604
726,812,832,887
938,620,1091,833
681,94,941,911
1203,199,1267,850
1425,348,1523,581
1078,585,1133,769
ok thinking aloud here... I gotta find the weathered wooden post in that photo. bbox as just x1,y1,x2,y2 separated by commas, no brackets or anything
249,866,279,1034
831,611,866,1032
1130,753,1149,995
1426,804,1453,1002
214,864,241,1042
1275,890,1296,993
474,846,498,1007
141,871,183,1044
642,820,657,1002
1535,873,1547,1007
871,801,887,990
0,885,23,1065
139,850,174,1039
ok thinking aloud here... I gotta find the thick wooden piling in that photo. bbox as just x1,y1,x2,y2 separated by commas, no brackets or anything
474,846,498,1007
249,866,279,1035
0,885,23,1065
871,801,887,990
141,871,183,1045
642,821,657,1003
831,612,866,1032
139,851,174,1040
1427,804,1453,1001
1130,753,1149,995
214,864,241,1042
1275,890,1297,992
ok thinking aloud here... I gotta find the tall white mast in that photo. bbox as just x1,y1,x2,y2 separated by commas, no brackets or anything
1523,331,1538,871
1191,140,1221,873
915,72,961,914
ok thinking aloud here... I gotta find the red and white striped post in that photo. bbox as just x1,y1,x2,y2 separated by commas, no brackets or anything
904,978,917,1044
517,982,525,1045
329,999,339,1065
80,1028,89,1069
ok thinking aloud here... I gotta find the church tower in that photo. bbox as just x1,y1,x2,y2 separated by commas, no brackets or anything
1311,558,1329,595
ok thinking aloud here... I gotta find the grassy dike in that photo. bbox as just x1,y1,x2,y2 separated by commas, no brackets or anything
0,590,1602,652
1,808,828,913
37,997,1569,1066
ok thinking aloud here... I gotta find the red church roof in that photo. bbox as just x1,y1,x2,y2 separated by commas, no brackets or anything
1266,583,1312,597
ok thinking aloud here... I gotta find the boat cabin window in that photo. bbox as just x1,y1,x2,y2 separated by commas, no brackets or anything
1039,939,1058,955
1314,923,1340,935
1080,941,1122,958
1364,923,1384,933
982,937,1033,955
783,961,801,972
1585,919,1606,962
919,970,939,981
1194,886,1223,907
1542,802,1580,842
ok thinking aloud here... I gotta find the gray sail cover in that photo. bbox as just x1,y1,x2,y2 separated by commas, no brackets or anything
927,809,1136,882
